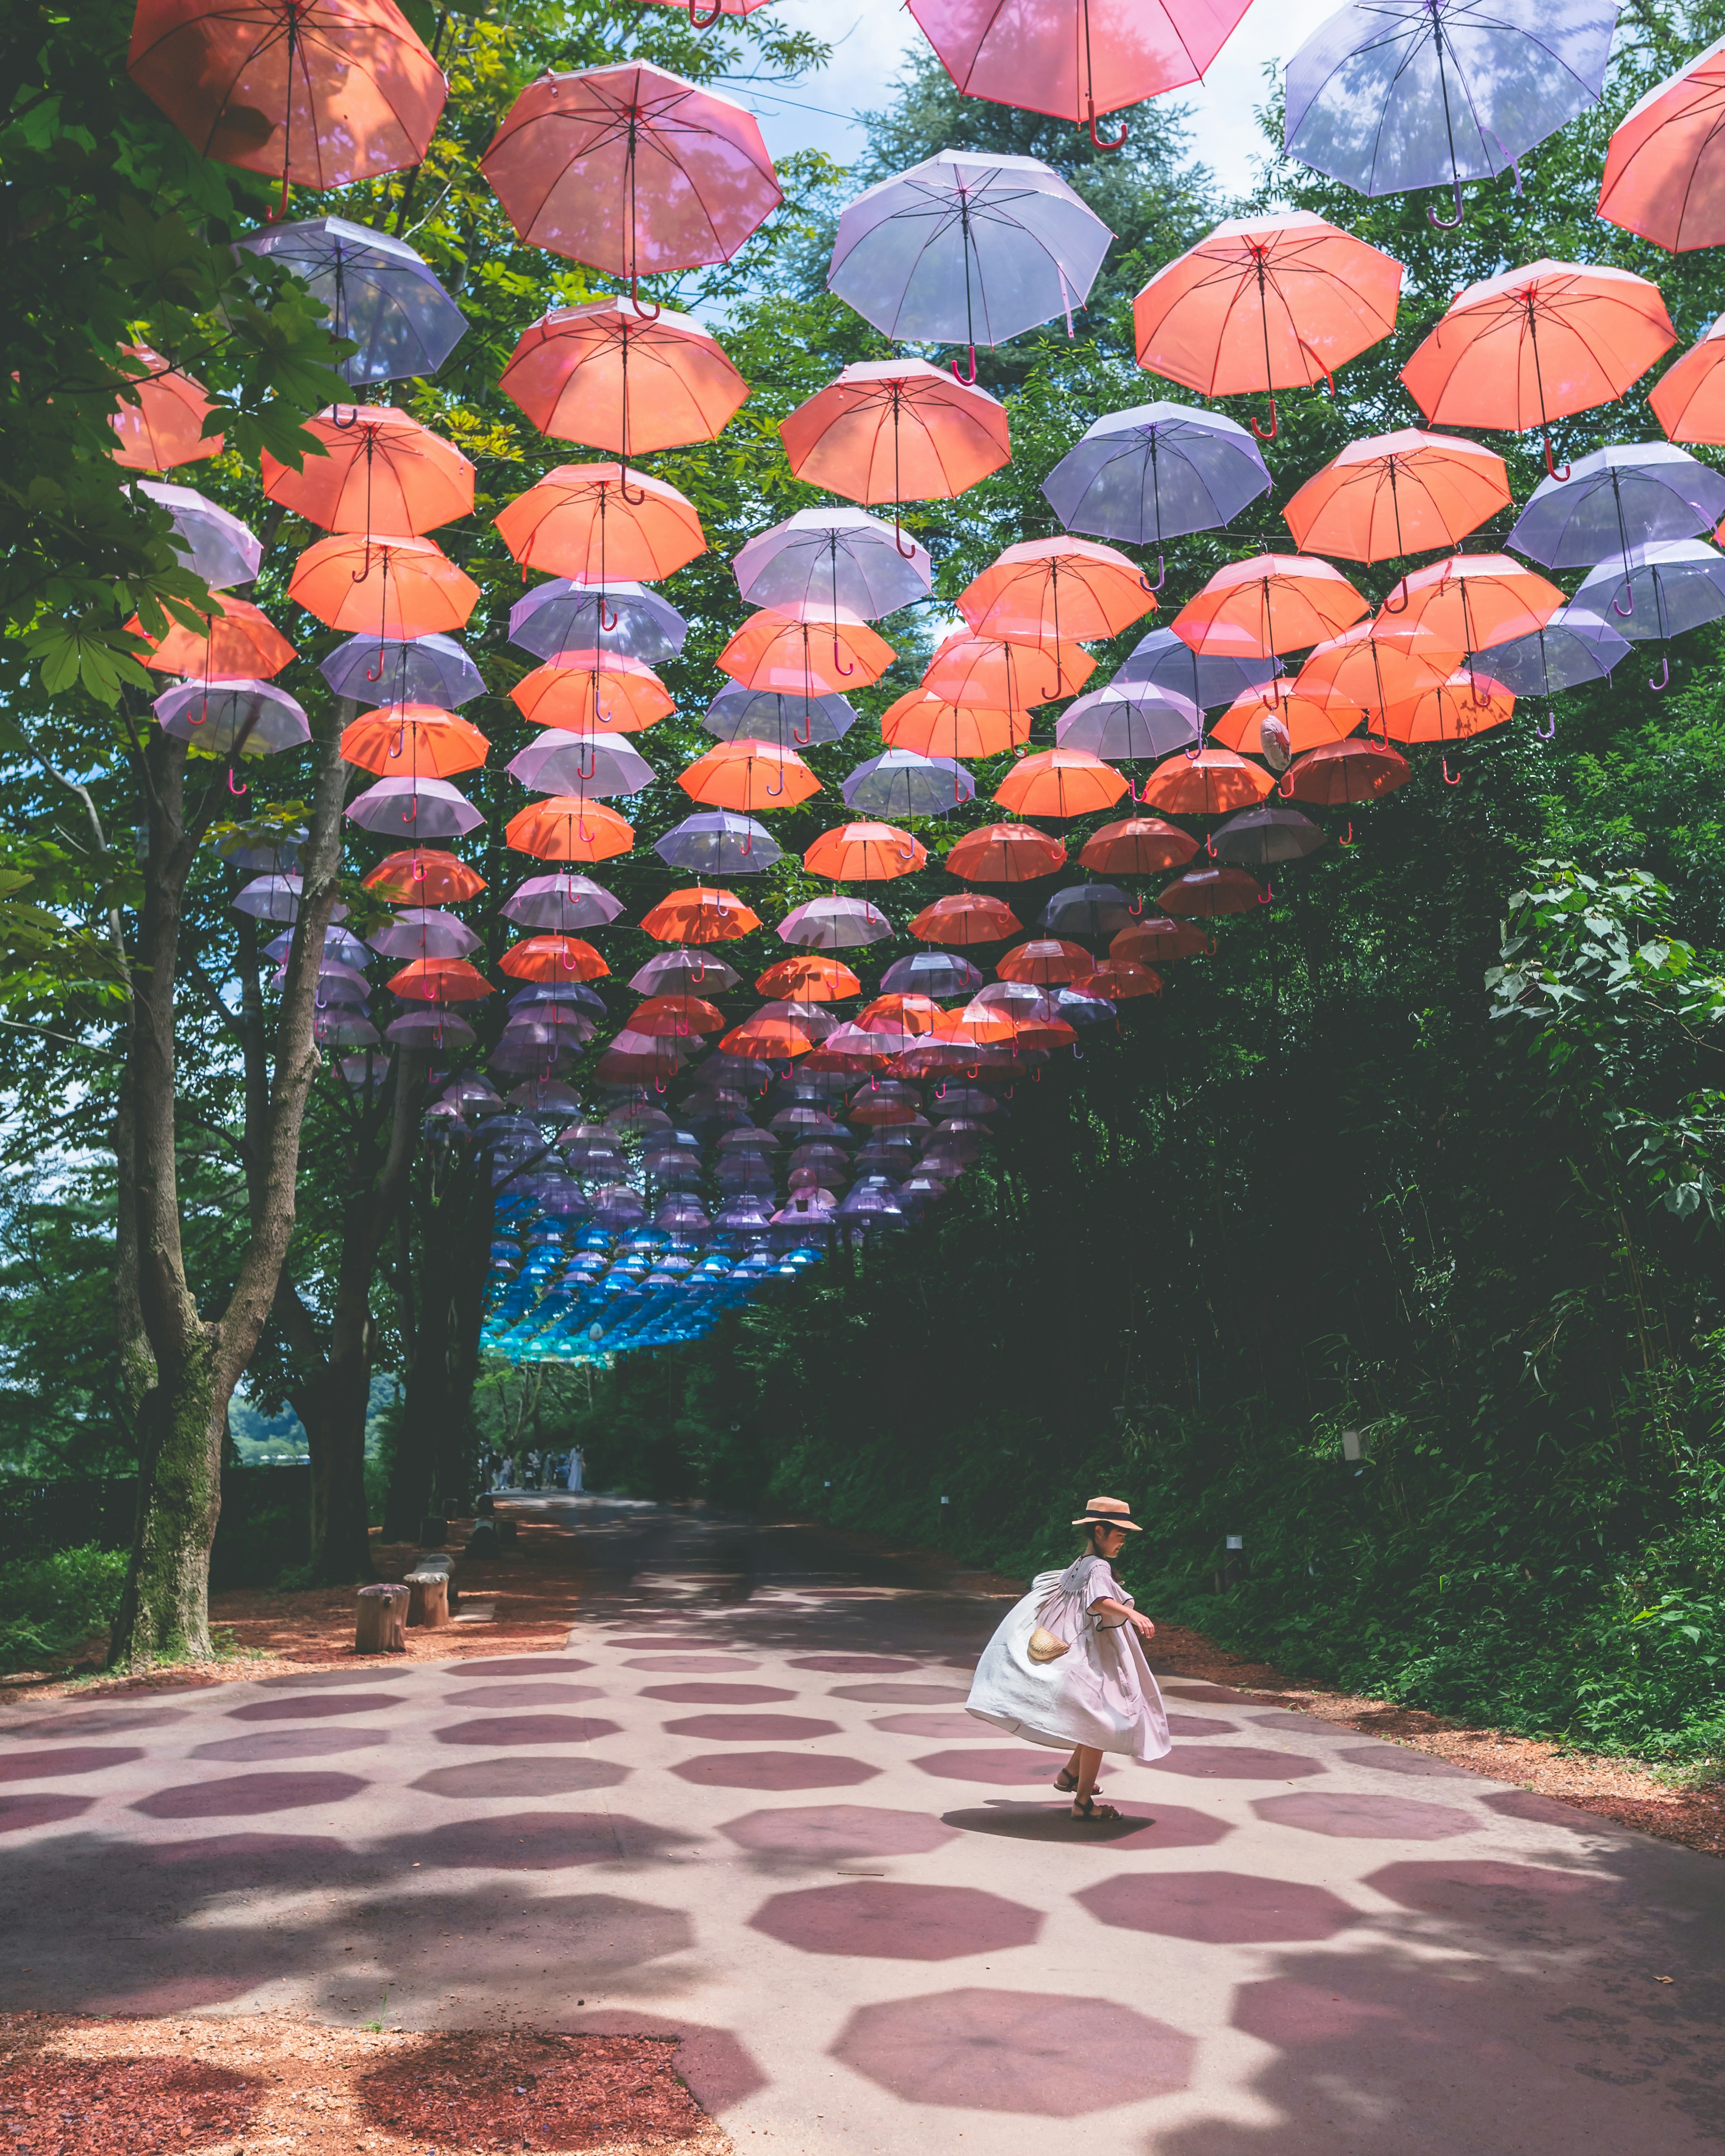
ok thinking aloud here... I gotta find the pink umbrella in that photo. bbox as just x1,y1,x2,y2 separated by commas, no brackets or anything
345,776,483,838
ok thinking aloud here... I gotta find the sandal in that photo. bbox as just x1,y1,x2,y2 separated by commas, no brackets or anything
1053,1767,1080,1793
1071,1795,1121,1822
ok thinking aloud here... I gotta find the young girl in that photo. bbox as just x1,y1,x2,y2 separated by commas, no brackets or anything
966,1495,1170,1820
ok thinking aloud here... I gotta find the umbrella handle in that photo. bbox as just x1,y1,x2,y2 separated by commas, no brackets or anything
1206,832,1217,857
1611,580,1635,618
1141,556,1165,593
1380,577,1410,615
1257,879,1274,905
740,830,753,857
1249,398,1278,442
412,856,426,882
1428,181,1464,230
1278,768,1294,797
793,709,814,747
689,0,724,23
598,596,619,632
332,406,362,431
1650,652,1670,692
1544,437,1570,483
950,345,978,386
227,765,248,796
893,517,918,561
1339,821,1354,847
618,465,648,507
1442,758,1460,786
628,275,662,323
1087,100,1128,150
1535,709,1556,740
1128,894,1144,916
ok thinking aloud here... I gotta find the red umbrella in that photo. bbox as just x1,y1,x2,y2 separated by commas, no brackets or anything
288,534,479,637
1172,555,1368,657
1371,555,1562,656
780,360,1010,508
1284,738,1410,805
1079,817,1197,875
1110,916,1210,962
959,538,1155,643
996,938,1093,985
907,892,1023,944
495,464,705,583
1159,865,1260,916
127,593,293,680
500,299,748,456
261,408,473,535
109,346,221,472
1649,309,1725,444
1599,42,1725,252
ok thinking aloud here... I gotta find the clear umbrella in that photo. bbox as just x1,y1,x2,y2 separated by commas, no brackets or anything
1041,404,1269,566
367,909,483,960
1573,538,1725,688
1056,681,1201,762
321,632,484,708
237,216,468,385
1213,804,1325,865
1113,626,1281,710
842,749,975,818
503,873,624,931
507,733,656,798
1475,605,1630,705
734,508,931,619
879,951,984,995
1508,445,1725,597
655,811,784,876
778,896,895,949
704,684,857,748
1041,884,1136,935
509,578,688,665
153,678,310,757
133,480,260,589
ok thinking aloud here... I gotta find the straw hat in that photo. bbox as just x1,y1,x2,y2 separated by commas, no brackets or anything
1071,1494,1141,1532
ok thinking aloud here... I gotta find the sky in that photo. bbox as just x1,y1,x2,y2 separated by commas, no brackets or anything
725,0,1346,201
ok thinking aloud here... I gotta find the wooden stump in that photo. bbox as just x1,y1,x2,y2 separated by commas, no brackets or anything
411,1550,458,1611
355,1582,409,1654
406,1569,451,1629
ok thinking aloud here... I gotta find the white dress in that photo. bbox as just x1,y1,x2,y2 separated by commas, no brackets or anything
966,1552,1171,1762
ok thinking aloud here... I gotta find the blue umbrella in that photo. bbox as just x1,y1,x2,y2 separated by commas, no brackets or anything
1056,681,1201,761
1041,404,1270,568
1041,884,1136,935
509,579,687,665
704,684,857,748
238,216,468,385
879,951,984,995
1573,539,1725,688
1283,0,1619,226
1113,626,1281,711
1508,445,1725,590
321,632,483,707
656,811,783,876
842,749,974,818
735,508,930,620
1478,605,1631,698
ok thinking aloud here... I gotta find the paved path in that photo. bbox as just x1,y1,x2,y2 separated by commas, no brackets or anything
2,1501,1721,2153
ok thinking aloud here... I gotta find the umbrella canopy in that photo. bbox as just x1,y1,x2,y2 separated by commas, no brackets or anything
289,534,479,637
389,957,493,1003
504,796,635,862
1141,744,1274,813
237,216,465,386
906,0,1254,127
154,676,311,761
109,346,221,471
996,938,1093,985
367,909,482,960
388,1008,474,1045
827,149,1112,349
1382,669,1514,741
127,0,445,193
924,631,1093,707
363,849,485,901
509,579,687,665
1649,309,1725,443
1213,803,1325,865
509,650,675,733
346,775,482,838
778,897,895,949
703,685,857,750
1284,429,1511,562
341,702,488,778
994,747,1127,818
680,739,821,812
133,481,259,588
499,935,610,982
495,464,706,582
1041,403,1270,550
631,994,726,1037
907,892,1023,943
322,631,483,707
758,956,863,1001
1057,681,1201,761
1295,620,1455,714
843,749,974,818
1476,605,1631,695
859,992,946,1037
508,732,655,797
1507,443,1725,570
946,822,1067,882
1284,0,1615,214
236,872,348,923
480,62,781,280
735,508,931,621
1173,554,1368,655
505,874,622,931
1041,884,1136,935
1133,212,1403,434
631,949,742,993
1572,539,1725,647
958,537,1156,643
879,951,984,995
1160,864,1262,916
1375,553,1564,653
261,408,473,534
880,689,1031,759
128,593,293,680
718,607,896,694
1110,915,1211,961
1210,684,1357,755
1075,959,1162,1000
1599,34,1725,252
805,822,928,881
1114,624,1280,709
779,359,1011,504
656,811,783,876
500,298,748,455
1285,737,1411,804
641,888,763,944
1079,816,1199,875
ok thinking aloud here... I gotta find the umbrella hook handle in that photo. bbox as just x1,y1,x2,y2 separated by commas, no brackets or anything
1128,894,1144,916
766,762,786,799
412,856,426,882
950,345,978,387
227,765,248,796
331,406,362,431
628,275,662,323
739,829,753,858
1278,768,1294,798
1339,821,1355,847
618,464,648,508
364,650,385,682
1205,832,1217,858
793,709,814,747
1442,758,1460,786
893,516,918,561
1258,879,1274,905
1141,556,1165,594
1380,577,1411,616
832,636,856,678
1611,579,1636,619
1428,181,1465,230
597,596,619,632
1249,398,1278,442
1535,709,1557,740
1544,437,1570,483
1087,100,1128,151
1650,652,1670,693
689,0,725,24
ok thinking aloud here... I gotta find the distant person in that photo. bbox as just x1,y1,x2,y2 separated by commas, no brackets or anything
965,1495,1169,1821
566,1449,585,1493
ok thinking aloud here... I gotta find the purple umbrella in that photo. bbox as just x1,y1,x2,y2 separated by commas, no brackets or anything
134,481,260,589
387,1009,476,1045
265,923,368,966
842,748,974,817
734,507,931,620
1477,605,1630,698
1040,884,1136,936
238,216,468,386
1055,681,1200,761
367,908,482,960
507,732,655,797
630,949,742,995
321,632,485,708
1041,405,1270,559
778,896,894,949
704,684,857,748
234,873,349,923
880,950,984,995
1114,627,1281,711
504,872,624,931
345,777,483,838
655,811,783,876
1213,804,1325,866
154,678,310,757
1508,443,1725,574
509,578,687,664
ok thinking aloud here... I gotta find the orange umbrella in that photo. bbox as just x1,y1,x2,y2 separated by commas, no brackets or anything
958,538,1156,643
389,958,493,1003
1381,670,1513,744
640,888,762,944
907,892,1023,944
681,740,820,812
1373,555,1563,655
1285,738,1411,805
946,1001,1019,1047
500,934,610,981
1076,959,1162,1000
756,956,860,1002
500,299,748,455
859,993,944,1036
261,409,473,535
1110,916,1210,962
1650,312,1725,443
1282,430,1511,563
289,534,479,637
924,632,1093,708
880,689,1030,759
631,994,726,1037
1141,746,1274,814
495,464,706,582
510,650,675,733
805,822,927,881
363,849,485,902
779,358,1011,505
718,608,897,694
1079,817,1198,876
127,593,294,680
1132,212,1403,439
110,345,221,471
1295,622,1457,715
1401,261,1674,473
505,797,634,862
1171,555,1368,658
1598,45,1725,253
1209,685,1358,756
128,0,442,203
722,1013,818,1060
946,823,1066,883
993,748,1127,819
341,703,488,778
1159,865,1260,917
996,939,1094,985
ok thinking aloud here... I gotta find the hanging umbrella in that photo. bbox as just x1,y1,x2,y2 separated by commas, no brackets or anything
289,535,479,637
779,359,1011,507
322,632,484,707
127,593,294,680
132,481,260,588
154,676,310,757
778,897,895,949
735,508,931,620
758,956,863,1001
1141,744,1274,813
235,871,348,923
1507,444,1725,578
946,823,1067,882
1649,309,1725,443
881,689,1030,759
996,939,1094,985
631,949,741,993
1056,682,1200,761
858,992,945,1037
994,748,1127,818
498,936,610,983
1041,403,1271,559
128,0,445,203
680,739,821,812
805,822,928,880
510,579,687,665
1159,864,1261,915
907,891,1023,942
1284,0,1616,225
1295,620,1455,714
504,796,635,862
843,750,975,818
347,776,482,839
1374,554,1563,654
880,950,984,994
1572,539,1725,685
1401,261,1674,474
495,465,707,583
1283,430,1511,562
506,873,623,931
1285,737,1411,804
1133,212,1403,439
1474,605,1631,696
924,631,1093,706
958,537,1156,642
641,887,763,943
109,346,221,471
1209,684,1358,755
363,849,485,901
389,957,492,1003
1212,803,1324,865
261,408,474,534
704,685,857,750
500,298,748,455
481,63,782,291
388,1008,475,1046
718,607,897,693
367,909,483,960
1599,35,1725,252
1114,624,1281,710
631,994,726,1038
827,150,1111,368
341,702,488,777
238,216,465,385
1079,816,1198,875
1111,915,1210,960
509,650,675,733
1382,669,1514,741
508,733,656,796
1041,884,1136,935
1173,555,1369,655
1074,959,1161,1000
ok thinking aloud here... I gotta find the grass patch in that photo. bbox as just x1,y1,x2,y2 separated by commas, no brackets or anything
0,1544,127,1670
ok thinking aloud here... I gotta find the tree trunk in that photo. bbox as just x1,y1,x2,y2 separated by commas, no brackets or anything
106,1331,224,1662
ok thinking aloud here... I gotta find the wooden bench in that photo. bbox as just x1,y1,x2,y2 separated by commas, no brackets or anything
354,1582,409,1653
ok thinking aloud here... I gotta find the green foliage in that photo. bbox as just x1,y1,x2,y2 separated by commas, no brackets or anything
0,1543,127,1670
